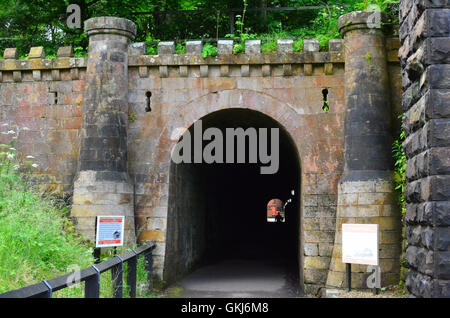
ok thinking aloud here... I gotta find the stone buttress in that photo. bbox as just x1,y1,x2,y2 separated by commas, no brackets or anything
326,11,401,289
71,17,137,247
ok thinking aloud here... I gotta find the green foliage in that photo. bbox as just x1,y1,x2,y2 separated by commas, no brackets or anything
145,34,159,55
0,124,155,297
322,100,329,113
233,41,245,54
0,125,94,293
202,42,217,58
355,0,398,12
176,42,186,54
146,45,158,55
261,39,277,53
293,39,303,52
0,1,400,57
392,115,407,215
392,114,407,293
73,46,88,58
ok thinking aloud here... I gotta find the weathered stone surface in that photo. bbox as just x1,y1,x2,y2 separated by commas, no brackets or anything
57,46,73,57
327,11,399,291
217,40,233,55
277,39,293,53
158,41,175,55
303,40,319,52
186,41,202,55
328,39,343,52
84,16,136,39
4,48,17,59
304,268,328,284
28,47,45,59
245,40,261,54
71,17,137,248
399,0,450,298
129,42,146,56
422,65,450,89
304,243,319,256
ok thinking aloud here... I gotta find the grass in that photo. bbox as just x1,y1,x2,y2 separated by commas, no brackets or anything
0,131,157,297
52,253,160,298
0,183,160,297
0,182,159,297
0,176,95,293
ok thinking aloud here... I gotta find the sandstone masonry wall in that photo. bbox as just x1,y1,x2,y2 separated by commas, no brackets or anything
0,47,86,194
0,15,403,294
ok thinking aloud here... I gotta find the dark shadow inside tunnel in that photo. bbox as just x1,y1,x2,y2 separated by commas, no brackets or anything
164,109,301,291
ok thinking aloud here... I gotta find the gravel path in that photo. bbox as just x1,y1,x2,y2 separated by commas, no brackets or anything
325,288,407,298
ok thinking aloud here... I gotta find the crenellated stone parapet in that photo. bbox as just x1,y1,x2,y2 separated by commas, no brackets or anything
0,36,401,82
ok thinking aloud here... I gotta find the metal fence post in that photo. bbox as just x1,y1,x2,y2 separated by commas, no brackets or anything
144,246,154,293
42,281,52,298
112,256,123,298
85,265,100,298
346,263,351,292
127,251,138,298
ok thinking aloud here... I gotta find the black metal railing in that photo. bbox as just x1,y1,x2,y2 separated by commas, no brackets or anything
0,242,155,298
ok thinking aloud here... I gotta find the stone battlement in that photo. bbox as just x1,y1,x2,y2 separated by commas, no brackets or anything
0,37,400,82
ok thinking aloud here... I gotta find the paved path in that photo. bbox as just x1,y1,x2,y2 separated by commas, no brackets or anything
168,259,302,298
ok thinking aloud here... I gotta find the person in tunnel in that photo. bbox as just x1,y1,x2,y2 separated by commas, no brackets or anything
275,211,284,223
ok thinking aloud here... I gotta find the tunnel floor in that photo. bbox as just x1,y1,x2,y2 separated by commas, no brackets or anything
170,259,302,298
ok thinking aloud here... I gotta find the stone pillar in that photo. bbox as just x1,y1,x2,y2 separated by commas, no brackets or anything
71,17,136,247
399,1,450,298
326,11,401,289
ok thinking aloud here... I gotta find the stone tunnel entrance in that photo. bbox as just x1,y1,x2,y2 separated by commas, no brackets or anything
164,109,302,296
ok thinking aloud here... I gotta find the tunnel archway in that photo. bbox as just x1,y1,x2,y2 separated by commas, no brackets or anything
164,108,301,294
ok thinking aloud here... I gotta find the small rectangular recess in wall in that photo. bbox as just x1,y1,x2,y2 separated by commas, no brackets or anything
207,66,220,78
188,66,200,78
292,64,303,76
22,71,33,82
42,70,52,81
249,65,262,77
48,91,58,105
148,66,159,77
229,65,241,77
314,65,324,76
271,65,284,77
2,72,12,82
168,66,179,78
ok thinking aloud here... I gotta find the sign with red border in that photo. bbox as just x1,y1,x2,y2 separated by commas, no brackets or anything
95,216,125,248
342,224,379,266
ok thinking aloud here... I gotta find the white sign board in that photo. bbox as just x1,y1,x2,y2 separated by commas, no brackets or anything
95,216,125,248
342,224,378,266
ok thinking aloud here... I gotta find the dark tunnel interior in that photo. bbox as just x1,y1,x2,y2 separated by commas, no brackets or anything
164,109,301,285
